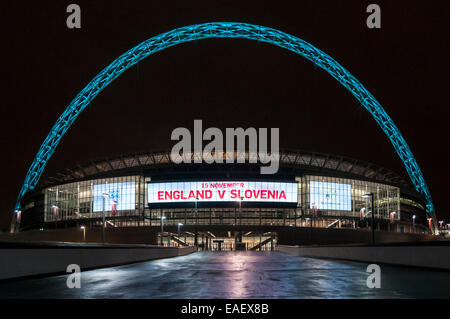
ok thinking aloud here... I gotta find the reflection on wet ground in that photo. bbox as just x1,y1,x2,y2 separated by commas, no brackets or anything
0,251,449,298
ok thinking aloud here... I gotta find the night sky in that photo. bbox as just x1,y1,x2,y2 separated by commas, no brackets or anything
1,0,449,231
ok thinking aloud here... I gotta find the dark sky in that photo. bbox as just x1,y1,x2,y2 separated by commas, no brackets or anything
1,0,449,231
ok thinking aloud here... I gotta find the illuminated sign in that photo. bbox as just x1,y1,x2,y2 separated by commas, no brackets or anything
147,181,298,204
93,182,136,212
309,181,351,211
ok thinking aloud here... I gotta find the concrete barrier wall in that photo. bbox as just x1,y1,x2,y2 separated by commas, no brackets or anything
277,243,450,270
0,227,159,245
0,243,197,281
277,227,437,246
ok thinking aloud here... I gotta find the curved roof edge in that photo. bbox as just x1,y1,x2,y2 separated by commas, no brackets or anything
39,149,411,189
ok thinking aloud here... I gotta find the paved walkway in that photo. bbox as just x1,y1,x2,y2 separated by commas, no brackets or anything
0,251,449,298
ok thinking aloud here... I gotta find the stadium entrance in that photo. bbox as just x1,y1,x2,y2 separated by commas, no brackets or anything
158,229,276,251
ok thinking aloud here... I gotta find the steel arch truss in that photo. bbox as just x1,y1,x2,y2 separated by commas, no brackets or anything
15,22,434,213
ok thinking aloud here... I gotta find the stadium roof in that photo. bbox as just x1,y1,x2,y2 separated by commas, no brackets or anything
40,150,410,189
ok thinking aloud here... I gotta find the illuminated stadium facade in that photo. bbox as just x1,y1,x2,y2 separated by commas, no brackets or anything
18,150,430,248
12,23,437,247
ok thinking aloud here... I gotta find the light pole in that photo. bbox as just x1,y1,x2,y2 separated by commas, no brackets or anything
102,193,109,244
362,193,375,245
14,210,21,230
178,223,183,237
311,203,318,228
306,217,312,244
80,226,86,242
195,198,198,225
237,197,243,245
238,197,242,229
412,215,416,232
194,197,199,246
160,215,166,246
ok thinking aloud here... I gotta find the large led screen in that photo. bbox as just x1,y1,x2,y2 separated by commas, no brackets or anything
148,181,298,204
309,181,351,211
93,182,136,212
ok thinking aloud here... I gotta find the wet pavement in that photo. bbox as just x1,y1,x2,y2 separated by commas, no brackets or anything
0,251,449,298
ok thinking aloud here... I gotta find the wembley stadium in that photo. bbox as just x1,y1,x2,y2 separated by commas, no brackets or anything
16,149,431,250
8,22,439,250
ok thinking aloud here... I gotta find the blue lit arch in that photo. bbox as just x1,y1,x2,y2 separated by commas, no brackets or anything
15,22,434,214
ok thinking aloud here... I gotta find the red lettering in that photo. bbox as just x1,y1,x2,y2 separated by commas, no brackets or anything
261,190,267,199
